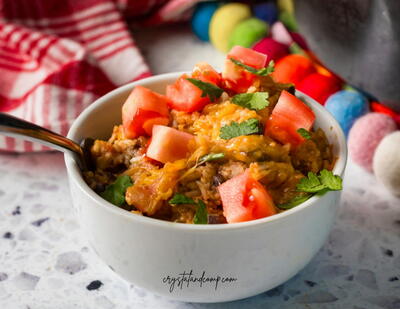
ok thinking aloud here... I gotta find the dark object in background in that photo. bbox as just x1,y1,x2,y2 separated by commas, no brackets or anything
295,0,400,111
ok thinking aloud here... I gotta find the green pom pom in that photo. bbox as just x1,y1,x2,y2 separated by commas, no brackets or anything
279,11,298,31
228,17,269,49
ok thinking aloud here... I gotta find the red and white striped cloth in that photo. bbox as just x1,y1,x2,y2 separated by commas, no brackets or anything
0,0,199,152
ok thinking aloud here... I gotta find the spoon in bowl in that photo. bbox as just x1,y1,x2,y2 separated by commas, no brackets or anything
0,113,95,171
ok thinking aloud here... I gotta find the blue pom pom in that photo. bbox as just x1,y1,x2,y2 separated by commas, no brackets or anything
325,90,369,136
253,2,278,25
191,2,219,41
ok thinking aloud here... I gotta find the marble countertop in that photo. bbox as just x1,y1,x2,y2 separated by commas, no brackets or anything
1,25,400,309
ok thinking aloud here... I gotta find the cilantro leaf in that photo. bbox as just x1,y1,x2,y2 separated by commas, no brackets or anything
100,175,132,206
297,172,327,193
193,200,208,224
230,58,275,76
297,170,343,193
186,78,223,102
232,92,270,110
319,169,343,191
219,118,260,140
277,194,312,210
297,128,311,139
169,193,196,205
285,170,343,208
198,153,225,165
169,193,208,224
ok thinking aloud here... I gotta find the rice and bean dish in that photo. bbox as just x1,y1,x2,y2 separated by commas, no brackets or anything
84,46,342,224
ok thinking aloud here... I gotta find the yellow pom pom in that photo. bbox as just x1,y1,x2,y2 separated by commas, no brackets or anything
209,3,251,53
277,0,294,14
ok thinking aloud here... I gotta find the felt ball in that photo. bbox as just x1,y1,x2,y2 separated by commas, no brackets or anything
290,32,308,50
272,54,316,84
191,2,219,41
373,131,400,196
253,2,278,25
279,11,298,31
271,21,293,45
278,0,294,14
348,113,397,172
252,38,289,62
325,90,369,136
209,3,251,52
297,73,342,105
228,17,268,49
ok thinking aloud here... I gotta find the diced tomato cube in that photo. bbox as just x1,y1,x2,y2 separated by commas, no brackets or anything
142,117,169,135
265,90,315,147
222,45,267,93
124,109,166,138
228,45,267,69
167,63,221,112
146,125,194,163
192,62,222,86
122,86,170,139
218,170,277,223
223,59,256,93
247,180,276,219
272,54,316,85
166,74,210,112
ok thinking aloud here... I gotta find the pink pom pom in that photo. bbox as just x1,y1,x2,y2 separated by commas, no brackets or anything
271,21,293,45
348,113,397,172
252,38,289,62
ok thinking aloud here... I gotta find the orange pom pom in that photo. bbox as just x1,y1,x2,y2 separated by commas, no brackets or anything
272,54,316,84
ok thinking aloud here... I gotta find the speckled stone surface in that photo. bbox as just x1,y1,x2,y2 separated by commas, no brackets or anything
1,25,400,309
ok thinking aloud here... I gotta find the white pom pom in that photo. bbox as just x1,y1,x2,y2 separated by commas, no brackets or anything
373,131,400,197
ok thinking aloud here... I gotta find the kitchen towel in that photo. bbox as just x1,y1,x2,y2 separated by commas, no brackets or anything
0,0,198,152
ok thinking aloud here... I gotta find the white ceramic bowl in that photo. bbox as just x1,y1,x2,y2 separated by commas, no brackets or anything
65,73,347,303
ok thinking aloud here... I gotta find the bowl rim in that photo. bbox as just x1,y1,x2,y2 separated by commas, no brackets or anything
65,72,347,231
